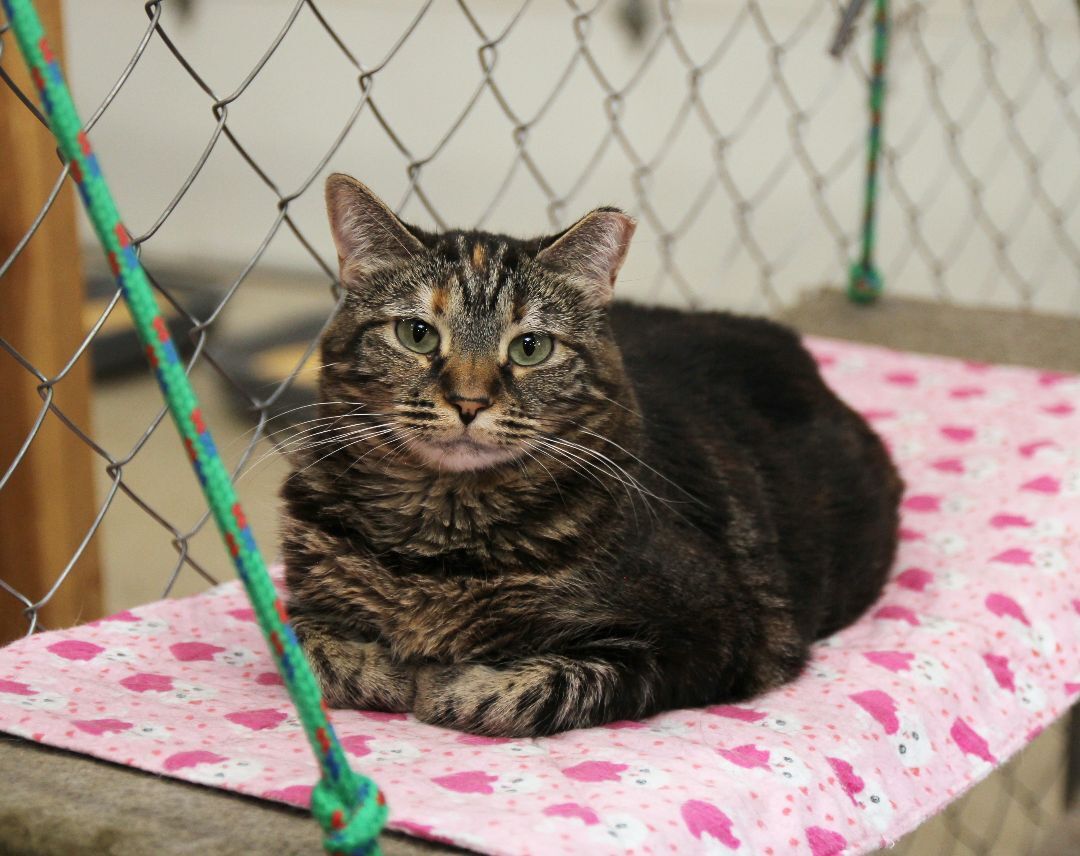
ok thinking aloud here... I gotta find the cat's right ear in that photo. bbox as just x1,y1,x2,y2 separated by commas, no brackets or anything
535,207,636,306
325,174,425,278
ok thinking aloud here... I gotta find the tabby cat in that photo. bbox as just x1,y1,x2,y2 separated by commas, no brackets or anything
280,173,902,737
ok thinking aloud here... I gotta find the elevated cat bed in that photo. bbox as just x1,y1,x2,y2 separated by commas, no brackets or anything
1,336,1078,855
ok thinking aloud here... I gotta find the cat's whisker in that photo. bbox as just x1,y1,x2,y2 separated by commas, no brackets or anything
512,411,692,519
523,440,603,500
267,399,406,440
589,389,644,420
565,440,682,526
535,434,643,494
539,435,669,525
554,431,710,534
510,452,530,482
372,428,415,463
537,441,646,531
346,426,419,474
287,426,397,458
377,430,420,468
234,409,408,482
256,417,384,469
526,439,635,525
272,411,392,451
248,423,397,482
290,424,401,479
268,415,366,455
233,416,382,484
561,427,695,507
224,399,384,448
567,425,703,507
517,444,565,507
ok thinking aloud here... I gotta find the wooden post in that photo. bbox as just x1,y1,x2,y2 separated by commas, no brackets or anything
0,0,103,643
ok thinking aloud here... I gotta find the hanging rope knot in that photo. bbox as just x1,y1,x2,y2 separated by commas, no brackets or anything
848,261,883,304
311,775,387,856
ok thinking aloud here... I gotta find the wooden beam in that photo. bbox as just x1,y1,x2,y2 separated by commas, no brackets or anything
0,0,103,643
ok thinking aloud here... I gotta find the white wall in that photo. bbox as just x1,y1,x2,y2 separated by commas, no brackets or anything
61,1,1080,314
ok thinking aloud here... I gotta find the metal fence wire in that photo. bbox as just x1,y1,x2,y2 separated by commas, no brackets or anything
1,1,1078,853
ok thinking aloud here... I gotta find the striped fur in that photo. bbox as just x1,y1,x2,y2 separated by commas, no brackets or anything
280,176,902,737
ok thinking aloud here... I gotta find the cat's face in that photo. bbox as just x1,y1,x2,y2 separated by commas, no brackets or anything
317,174,636,472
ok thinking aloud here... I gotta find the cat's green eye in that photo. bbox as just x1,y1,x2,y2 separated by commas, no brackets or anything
395,319,440,355
508,332,553,367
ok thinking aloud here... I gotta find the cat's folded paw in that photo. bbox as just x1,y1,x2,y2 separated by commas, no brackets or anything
336,641,416,712
413,663,532,737
294,622,416,712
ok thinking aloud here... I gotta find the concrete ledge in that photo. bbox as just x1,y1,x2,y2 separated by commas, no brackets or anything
780,289,1080,373
0,734,454,856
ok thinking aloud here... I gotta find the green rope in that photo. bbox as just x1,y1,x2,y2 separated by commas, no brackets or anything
3,2,386,852
847,0,890,304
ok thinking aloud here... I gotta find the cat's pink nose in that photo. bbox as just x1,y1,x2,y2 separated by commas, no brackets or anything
447,394,491,425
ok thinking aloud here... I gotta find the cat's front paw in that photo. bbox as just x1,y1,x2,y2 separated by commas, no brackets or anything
413,663,530,737
294,621,415,712
414,654,647,737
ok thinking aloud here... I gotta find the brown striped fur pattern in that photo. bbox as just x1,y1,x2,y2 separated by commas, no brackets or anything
280,175,903,737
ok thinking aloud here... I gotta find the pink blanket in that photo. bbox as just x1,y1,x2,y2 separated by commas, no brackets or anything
2,338,1078,855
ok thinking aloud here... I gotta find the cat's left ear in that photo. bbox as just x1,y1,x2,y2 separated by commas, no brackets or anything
536,208,636,305
325,173,425,279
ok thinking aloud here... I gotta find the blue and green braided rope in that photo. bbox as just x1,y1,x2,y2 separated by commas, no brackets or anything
848,0,890,304
3,1,386,852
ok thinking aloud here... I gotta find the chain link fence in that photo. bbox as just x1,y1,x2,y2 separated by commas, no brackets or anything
1,1,1078,852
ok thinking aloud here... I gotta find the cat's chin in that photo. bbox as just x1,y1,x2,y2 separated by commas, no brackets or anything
409,437,520,473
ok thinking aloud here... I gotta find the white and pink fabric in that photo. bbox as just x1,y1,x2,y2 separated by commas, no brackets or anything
2,338,1078,855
